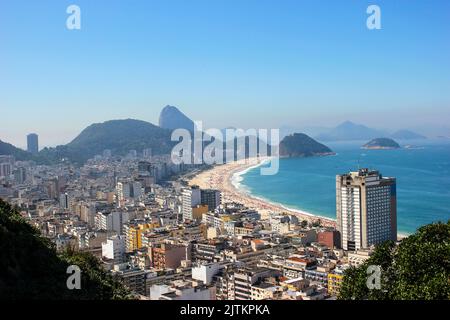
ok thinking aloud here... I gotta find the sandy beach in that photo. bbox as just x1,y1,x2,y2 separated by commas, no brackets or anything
189,158,336,227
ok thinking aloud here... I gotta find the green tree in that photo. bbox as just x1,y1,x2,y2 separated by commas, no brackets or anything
339,221,450,300
338,241,396,300
0,199,131,300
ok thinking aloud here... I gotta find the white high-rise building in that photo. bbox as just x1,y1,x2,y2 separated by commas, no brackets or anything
102,235,126,263
182,186,201,221
116,181,142,202
95,211,130,234
336,168,397,251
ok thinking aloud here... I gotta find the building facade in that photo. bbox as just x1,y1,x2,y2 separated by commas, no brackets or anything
27,133,39,154
200,189,221,212
182,186,201,221
336,168,397,251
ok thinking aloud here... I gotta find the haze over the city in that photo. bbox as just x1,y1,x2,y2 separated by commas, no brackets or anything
1,0,449,148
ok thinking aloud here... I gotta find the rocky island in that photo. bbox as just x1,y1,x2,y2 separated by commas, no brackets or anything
362,137,401,150
279,133,334,157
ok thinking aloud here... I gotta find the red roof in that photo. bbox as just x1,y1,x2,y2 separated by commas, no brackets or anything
287,257,309,264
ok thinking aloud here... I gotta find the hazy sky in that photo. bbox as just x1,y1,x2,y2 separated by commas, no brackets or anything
1,0,450,148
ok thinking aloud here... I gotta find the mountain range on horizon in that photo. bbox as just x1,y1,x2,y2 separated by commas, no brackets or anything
313,121,427,142
314,120,387,142
0,105,440,165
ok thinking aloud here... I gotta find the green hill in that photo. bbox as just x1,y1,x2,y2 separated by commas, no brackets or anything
36,119,275,165
0,199,131,300
40,119,176,164
0,139,34,161
279,133,334,157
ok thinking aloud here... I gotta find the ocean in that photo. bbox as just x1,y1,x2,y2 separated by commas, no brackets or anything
238,139,450,235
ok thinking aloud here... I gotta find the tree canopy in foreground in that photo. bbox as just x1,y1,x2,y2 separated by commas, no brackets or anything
0,199,131,300
339,220,450,300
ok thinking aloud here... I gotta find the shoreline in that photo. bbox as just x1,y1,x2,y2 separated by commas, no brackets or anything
188,158,410,239
188,157,336,227
231,160,336,223
228,159,410,239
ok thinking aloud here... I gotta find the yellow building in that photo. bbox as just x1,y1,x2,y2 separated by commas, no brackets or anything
125,222,158,252
327,272,344,296
192,204,209,220
221,215,232,222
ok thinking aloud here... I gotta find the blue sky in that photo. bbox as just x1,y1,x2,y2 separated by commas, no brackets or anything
1,0,449,148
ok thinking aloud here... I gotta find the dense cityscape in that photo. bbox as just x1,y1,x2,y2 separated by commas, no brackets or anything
1,1,449,308
0,130,402,300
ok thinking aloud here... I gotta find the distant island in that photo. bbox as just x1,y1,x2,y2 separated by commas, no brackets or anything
362,138,401,150
279,133,334,158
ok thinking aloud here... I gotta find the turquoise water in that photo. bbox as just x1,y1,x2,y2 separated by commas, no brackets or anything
241,140,450,235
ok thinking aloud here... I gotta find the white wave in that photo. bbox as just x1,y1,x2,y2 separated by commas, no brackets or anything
230,158,336,222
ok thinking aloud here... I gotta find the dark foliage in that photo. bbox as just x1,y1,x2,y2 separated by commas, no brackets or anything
0,199,131,300
339,221,450,300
